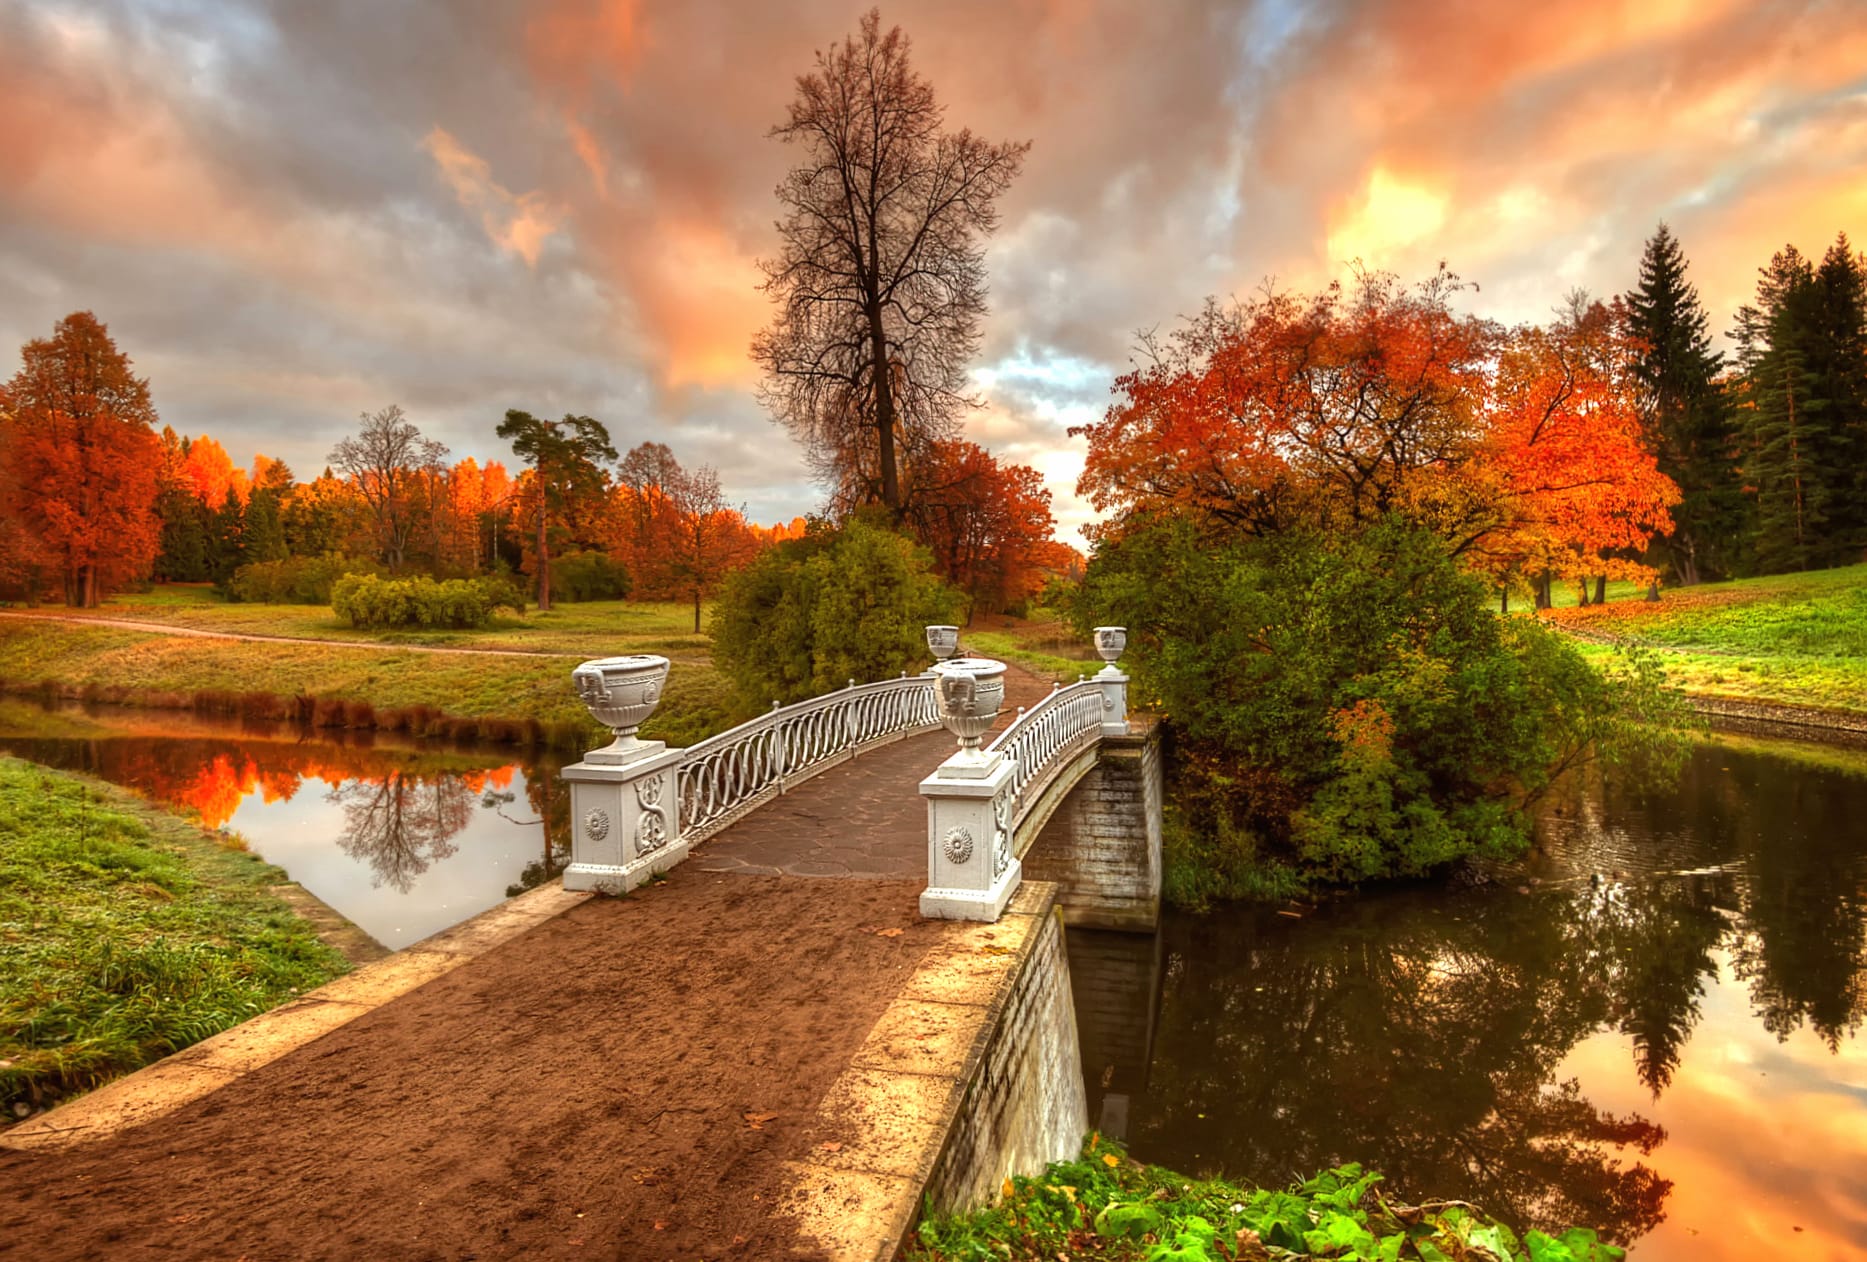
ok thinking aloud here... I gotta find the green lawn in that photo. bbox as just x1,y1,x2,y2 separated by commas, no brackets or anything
1544,564,1867,715
42,585,711,657
0,758,352,1114
0,620,740,749
961,615,1102,684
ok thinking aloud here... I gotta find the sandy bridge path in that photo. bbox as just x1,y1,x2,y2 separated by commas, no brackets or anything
0,609,583,658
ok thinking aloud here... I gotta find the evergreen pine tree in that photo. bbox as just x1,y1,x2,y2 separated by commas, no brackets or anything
1738,247,1831,573
1810,234,1867,557
208,492,247,585
242,487,288,565
1623,224,1739,583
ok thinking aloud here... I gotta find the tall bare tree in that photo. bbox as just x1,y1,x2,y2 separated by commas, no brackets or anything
328,404,446,572
752,9,1027,513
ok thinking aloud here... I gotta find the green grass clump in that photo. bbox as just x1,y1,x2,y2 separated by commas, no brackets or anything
912,1139,1623,1262
0,759,351,1112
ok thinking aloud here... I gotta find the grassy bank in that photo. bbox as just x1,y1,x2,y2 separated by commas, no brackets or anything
912,1140,1623,1262
0,758,352,1116
1543,563,1867,715
962,615,1102,684
24,585,713,657
0,618,738,749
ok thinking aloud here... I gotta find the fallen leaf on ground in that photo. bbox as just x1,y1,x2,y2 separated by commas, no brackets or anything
818,1141,843,1152
744,1111,780,1129
1103,1154,1120,1168
980,944,1016,957
875,927,905,937
652,1220,669,1231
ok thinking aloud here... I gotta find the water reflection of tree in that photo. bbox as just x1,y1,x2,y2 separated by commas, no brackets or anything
1131,744,1867,1249
1133,891,1673,1245
486,758,571,897
330,772,476,893
1585,749,1867,1051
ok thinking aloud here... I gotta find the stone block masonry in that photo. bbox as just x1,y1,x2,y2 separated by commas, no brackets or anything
1020,726,1163,932
782,882,1088,1261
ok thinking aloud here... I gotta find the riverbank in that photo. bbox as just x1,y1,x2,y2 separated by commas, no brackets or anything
0,611,737,749
1542,562,1866,721
0,758,353,1120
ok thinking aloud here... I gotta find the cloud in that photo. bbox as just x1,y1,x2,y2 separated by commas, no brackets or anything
0,0,1862,538
424,127,565,267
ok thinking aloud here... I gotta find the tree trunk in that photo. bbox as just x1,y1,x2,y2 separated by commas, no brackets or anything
535,502,551,611
867,302,901,512
1534,571,1552,611
1646,580,1661,603
1500,587,1509,615
1577,582,1590,608
1594,575,1607,605
693,589,701,635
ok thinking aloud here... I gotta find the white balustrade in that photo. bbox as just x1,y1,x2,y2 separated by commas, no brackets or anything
920,629,1129,922
564,668,939,893
984,681,1110,833
676,674,940,843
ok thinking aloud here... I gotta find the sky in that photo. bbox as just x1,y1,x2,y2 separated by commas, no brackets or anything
1,0,1863,540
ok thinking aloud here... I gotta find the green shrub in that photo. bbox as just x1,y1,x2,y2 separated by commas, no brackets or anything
550,550,632,602
912,1140,1626,1262
1080,515,1692,890
711,515,958,705
228,553,381,604
330,573,525,630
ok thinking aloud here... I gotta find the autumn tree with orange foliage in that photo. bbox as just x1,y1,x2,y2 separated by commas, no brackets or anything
1477,297,1678,608
1074,269,1677,604
906,439,1056,618
0,312,162,605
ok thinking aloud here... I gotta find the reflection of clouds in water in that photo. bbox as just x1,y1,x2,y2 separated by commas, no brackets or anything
1559,969,1867,1261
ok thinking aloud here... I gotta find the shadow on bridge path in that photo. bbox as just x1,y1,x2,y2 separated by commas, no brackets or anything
0,663,1056,1261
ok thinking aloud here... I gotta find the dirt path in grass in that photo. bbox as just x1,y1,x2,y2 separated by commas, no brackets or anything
0,867,956,1261
0,610,582,658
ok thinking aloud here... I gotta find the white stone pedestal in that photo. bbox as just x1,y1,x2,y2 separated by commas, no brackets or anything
1096,666,1130,737
561,746,689,894
919,754,1021,921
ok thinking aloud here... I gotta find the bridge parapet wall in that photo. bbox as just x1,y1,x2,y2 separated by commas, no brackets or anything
1018,726,1162,932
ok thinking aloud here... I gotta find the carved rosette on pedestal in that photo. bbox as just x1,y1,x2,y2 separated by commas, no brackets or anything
562,654,689,894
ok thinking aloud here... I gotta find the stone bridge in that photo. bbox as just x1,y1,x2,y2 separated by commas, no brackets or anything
560,625,1162,932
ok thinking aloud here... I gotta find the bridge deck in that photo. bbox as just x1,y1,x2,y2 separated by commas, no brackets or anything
693,662,1054,880
0,662,1065,1260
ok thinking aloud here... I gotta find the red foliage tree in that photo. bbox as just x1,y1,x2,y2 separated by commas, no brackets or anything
1073,270,1677,601
0,312,162,605
181,434,246,508
907,439,1056,618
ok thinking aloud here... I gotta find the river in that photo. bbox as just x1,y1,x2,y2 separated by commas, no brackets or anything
1070,738,1867,1259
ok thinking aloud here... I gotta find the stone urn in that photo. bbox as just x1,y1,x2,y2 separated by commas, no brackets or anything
1093,626,1127,676
931,656,1007,755
925,624,960,662
572,654,671,764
